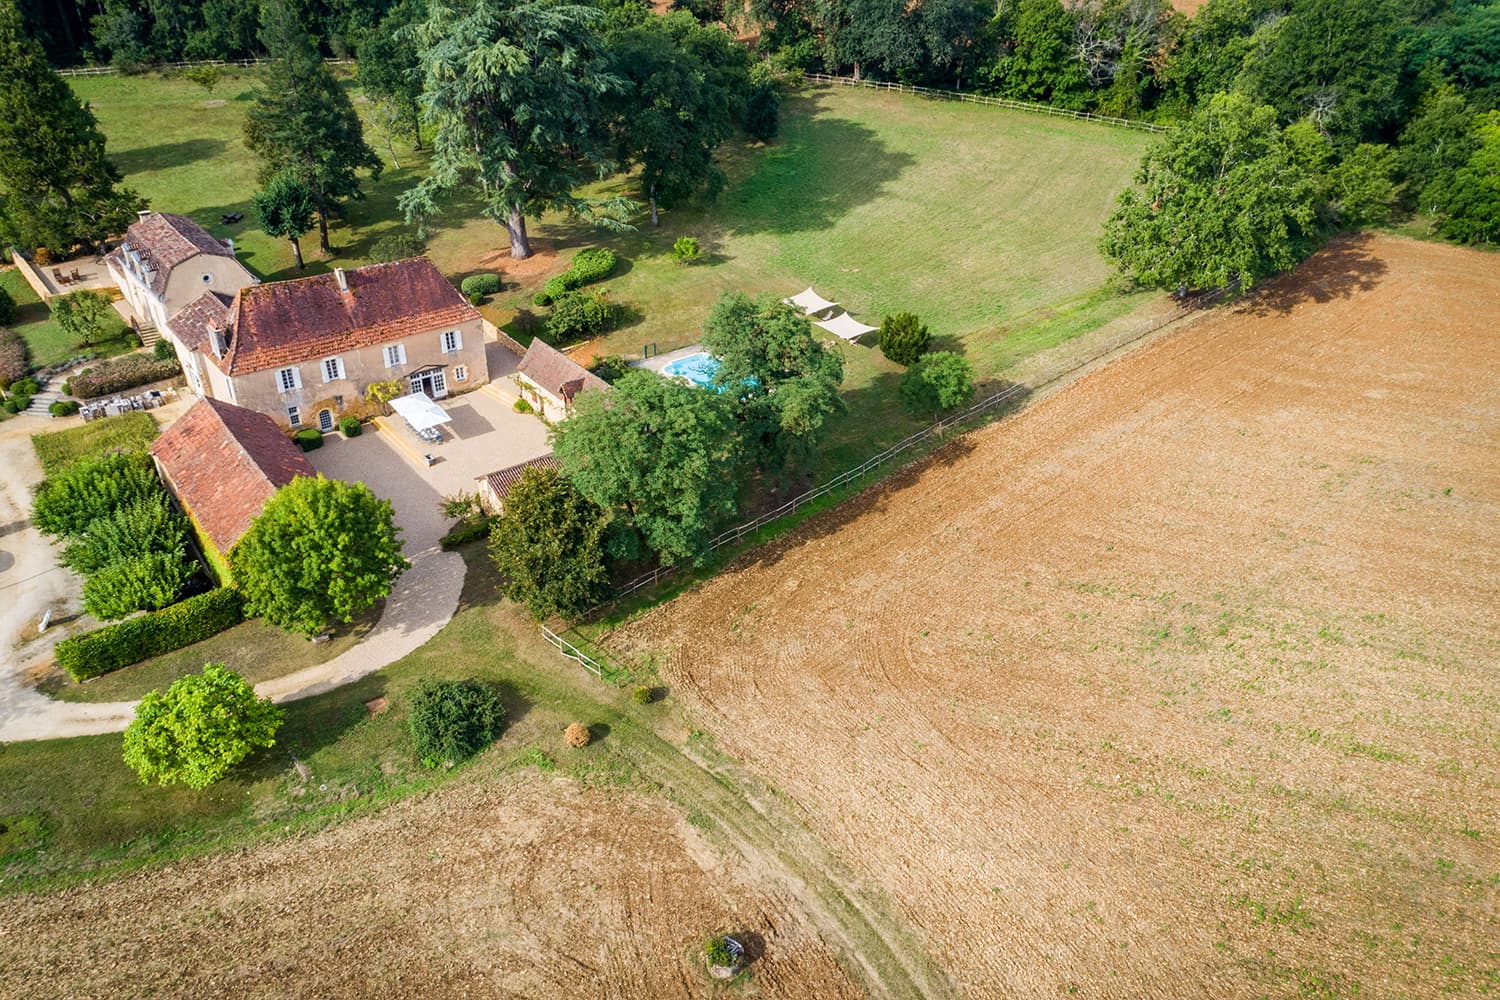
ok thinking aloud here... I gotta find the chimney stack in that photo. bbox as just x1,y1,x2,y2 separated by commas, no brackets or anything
335,267,348,293
207,320,224,359
137,209,152,222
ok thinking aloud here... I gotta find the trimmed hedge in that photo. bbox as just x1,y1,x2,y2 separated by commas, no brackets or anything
293,428,323,451
439,516,498,550
55,587,245,681
339,415,361,437
535,248,616,305
49,399,80,417
460,272,502,296
70,353,181,399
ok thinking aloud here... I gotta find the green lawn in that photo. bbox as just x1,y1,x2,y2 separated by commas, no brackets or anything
42,606,381,704
0,547,637,890
30,411,158,475
0,269,135,368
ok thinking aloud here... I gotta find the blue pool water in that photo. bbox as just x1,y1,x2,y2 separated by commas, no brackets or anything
663,352,723,390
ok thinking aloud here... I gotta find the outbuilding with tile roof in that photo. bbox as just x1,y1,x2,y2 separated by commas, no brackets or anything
150,397,316,581
514,339,609,422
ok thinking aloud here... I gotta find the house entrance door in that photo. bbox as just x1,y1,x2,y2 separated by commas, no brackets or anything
408,368,448,399
318,408,334,432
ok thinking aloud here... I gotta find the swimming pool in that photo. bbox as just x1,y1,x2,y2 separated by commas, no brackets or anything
662,352,723,390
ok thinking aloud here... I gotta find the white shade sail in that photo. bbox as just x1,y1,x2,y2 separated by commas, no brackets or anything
815,312,880,341
389,392,452,431
784,286,839,315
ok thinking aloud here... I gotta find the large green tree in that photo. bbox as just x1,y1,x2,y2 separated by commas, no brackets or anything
900,350,974,419
358,0,426,152
122,663,285,789
50,289,117,348
82,550,195,620
401,0,631,259
231,476,409,635
61,493,190,575
701,291,844,475
607,14,746,225
1100,92,1321,291
243,0,382,255
1429,109,1500,243
552,370,739,565
488,466,611,619
252,170,317,270
983,0,1088,108
0,0,143,255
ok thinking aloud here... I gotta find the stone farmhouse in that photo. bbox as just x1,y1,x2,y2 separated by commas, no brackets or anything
104,211,257,367
168,257,490,433
150,397,316,582
515,338,610,422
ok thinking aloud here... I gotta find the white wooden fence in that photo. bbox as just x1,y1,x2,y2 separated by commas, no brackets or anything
538,623,622,685
57,58,353,77
802,73,1172,134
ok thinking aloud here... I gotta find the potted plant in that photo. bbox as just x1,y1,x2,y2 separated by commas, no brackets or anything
703,934,745,979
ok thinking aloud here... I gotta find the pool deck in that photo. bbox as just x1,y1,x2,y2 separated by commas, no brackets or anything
633,344,704,374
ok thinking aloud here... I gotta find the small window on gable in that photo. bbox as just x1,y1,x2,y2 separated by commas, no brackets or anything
441,330,462,354
321,356,344,383
454,365,468,383
201,273,213,284
277,366,300,392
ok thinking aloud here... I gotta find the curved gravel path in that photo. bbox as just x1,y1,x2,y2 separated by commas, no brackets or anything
0,431,463,743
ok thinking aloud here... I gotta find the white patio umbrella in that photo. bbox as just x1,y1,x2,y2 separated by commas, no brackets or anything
388,392,452,431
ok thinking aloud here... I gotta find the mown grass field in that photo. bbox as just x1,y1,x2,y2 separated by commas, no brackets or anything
0,269,135,368
72,71,1155,469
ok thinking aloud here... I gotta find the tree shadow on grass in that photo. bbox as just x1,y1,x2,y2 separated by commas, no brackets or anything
111,138,228,178
1240,232,1390,318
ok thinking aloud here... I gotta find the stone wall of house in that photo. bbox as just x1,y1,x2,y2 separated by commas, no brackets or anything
215,316,489,430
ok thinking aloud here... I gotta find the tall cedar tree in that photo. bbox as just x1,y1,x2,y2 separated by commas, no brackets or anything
607,15,742,225
0,0,143,255
243,0,381,255
401,0,631,259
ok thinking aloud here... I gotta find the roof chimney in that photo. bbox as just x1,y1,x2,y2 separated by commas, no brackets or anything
136,209,152,222
334,267,349,293
207,320,224,359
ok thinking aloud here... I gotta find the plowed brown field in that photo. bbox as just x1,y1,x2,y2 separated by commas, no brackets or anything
619,234,1500,997
0,772,861,999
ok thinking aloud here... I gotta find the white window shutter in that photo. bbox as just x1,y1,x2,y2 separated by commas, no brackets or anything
398,343,407,365
292,367,302,390
452,330,462,351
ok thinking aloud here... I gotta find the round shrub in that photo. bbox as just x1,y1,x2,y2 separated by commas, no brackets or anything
293,428,323,451
407,678,507,768
564,722,591,748
49,399,79,417
632,685,654,705
704,935,745,976
545,292,613,343
533,290,552,307
459,272,502,297
468,292,483,305
369,232,426,263
671,236,700,263
2,398,21,414
878,312,931,366
339,415,361,437
9,376,38,396
152,339,176,361
512,397,533,414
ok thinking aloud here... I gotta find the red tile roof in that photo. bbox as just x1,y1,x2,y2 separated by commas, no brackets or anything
105,212,236,298
516,339,610,404
476,454,560,509
213,257,479,375
150,397,315,555
167,291,233,352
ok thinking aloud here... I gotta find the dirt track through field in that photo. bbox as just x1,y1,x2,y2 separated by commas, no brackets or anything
0,771,861,999
619,235,1500,997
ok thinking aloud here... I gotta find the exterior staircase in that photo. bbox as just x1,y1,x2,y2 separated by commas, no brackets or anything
24,374,66,416
480,375,522,407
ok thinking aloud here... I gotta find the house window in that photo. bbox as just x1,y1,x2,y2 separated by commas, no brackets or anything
276,366,301,392
383,344,406,368
201,273,213,285
318,409,334,432
454,365,468,383
287,405,301,428
321,356,344,383
440,330,462,354
431,370,447,396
